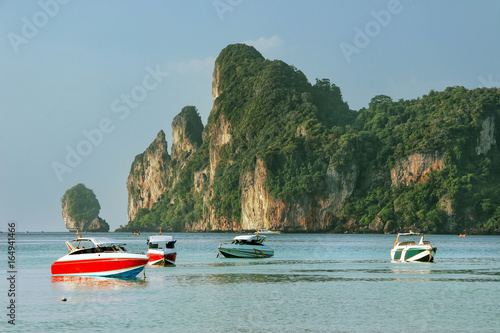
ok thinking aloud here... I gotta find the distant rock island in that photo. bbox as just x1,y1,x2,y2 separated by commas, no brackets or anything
62,183,109,232
117,43,500,235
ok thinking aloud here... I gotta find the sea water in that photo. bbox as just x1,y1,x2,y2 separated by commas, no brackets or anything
1,232,499,332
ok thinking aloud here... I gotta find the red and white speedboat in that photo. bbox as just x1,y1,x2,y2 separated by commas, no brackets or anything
147,235,177,266
51,237,149,278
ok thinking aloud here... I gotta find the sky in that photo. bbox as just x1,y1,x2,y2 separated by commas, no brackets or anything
1,0,499,232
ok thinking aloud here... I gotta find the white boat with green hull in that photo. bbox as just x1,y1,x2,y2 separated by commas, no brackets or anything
391,232,437,262
217,235,274,258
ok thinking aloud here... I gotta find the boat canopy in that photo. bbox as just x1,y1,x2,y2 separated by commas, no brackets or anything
148,235,175,243
69,237,126,247
397,232,424,236
393,232,427,248
234,234,265,241
231,235,266,245
64,237,128,253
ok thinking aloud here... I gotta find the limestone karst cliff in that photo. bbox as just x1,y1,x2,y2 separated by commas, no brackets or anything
171,106,204,161
125,106,204,226
127,130,171,222
476,115,496,155
62,183,109,232
390,152,445,186
120,44,500,234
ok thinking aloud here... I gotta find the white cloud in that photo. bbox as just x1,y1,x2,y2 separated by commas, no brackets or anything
243,35,284,57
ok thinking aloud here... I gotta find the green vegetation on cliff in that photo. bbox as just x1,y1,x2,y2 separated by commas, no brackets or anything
122,44,500,234
61,183,109,232
172,106,204,151
123,108,209,232
343,87,500,233
62,183,101,223
208,44,355,218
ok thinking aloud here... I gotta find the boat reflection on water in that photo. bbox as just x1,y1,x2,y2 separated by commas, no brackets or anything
51,275,148,291
390,267,432,282
185,273,309,286
390,268,432,275
390,277,432,282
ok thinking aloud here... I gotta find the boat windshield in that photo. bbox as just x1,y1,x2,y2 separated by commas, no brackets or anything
67,239,126,254
396,234,425,245
148,240,176,249
68,239,95,250
232,239,263,245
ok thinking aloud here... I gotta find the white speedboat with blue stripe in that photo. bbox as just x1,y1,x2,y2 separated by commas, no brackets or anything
218,235,274,258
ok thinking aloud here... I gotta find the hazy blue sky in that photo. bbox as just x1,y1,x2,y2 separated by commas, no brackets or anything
1,1,499,232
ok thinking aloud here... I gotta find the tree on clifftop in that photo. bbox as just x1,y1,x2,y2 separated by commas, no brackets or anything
61,183,100,223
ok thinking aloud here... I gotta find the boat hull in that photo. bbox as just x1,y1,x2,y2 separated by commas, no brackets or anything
147,249,177,266
51,253,149,278
218,244,274,258
391,246,437,262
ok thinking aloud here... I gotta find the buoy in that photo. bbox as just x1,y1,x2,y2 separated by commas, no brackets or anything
61,298,67,302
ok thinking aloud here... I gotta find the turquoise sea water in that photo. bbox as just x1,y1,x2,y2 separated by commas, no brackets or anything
1,232,499,332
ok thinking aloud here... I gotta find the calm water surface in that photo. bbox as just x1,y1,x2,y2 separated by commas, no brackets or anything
1,232,499,332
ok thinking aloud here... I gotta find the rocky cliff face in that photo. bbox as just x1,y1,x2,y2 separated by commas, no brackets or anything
390,152,445,186
240,158,269,230
238,160,358,232
123,44,500,234
171,106,204,161
476,115,496,155
208,115,232,184
188,50,360,232
212,62,221,101
127,130,171,222
62,193,109,232
125,45,373,233
126,109,204,223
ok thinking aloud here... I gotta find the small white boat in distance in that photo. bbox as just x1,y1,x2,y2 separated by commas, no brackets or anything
255,228,281,235
391,232,437,262
147,235,177,266
218,234,274,258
